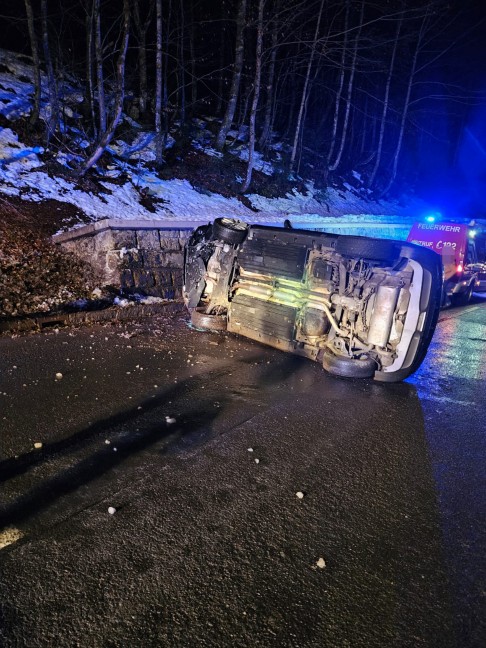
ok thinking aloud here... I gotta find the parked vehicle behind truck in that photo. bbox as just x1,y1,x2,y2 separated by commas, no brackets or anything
407,221,480,306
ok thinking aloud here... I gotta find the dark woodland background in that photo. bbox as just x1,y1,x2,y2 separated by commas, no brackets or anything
1,0,486,208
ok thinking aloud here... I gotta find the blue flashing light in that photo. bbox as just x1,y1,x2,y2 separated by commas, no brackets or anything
424,211,442,223
469,229,477,238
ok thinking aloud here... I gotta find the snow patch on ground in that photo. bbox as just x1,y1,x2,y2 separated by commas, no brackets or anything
0,125,423,229
0,47,429,232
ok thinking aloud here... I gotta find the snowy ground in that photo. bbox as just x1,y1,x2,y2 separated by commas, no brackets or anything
0,48,429,236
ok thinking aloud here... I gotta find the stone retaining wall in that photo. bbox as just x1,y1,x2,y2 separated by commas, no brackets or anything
54,220,200,299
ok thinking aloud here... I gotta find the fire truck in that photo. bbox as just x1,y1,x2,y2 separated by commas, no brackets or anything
407,221,480,306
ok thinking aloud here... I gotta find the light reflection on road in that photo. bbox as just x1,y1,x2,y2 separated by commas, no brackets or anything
406,301,486,645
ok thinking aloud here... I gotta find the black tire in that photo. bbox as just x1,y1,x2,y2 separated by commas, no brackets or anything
212,218,248,245
190,307,227,331
322,350,377,379
335,235,396,263
451,284,473,306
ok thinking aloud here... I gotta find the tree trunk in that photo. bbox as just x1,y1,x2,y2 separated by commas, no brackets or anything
94,0,106,134
241,0,264,193
236,76,250,135
24,0,41,128
329,0,364,172
155,0,164,165
216,11,226,116
359,94,368,159
282,61,298,141
258,20,278,150
326,0,350,168
78,0,130,177
215,0,247,152
290,0,324,172
85,4,97,139
189,1,197,112
296,58,323,174
132,1,153,118
381,13,426,196
162,0,172,148
40,0,58,140
368,13,403,189
179,0,186,126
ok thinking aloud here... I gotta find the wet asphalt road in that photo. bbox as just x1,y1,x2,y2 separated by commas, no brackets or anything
0,298,485,648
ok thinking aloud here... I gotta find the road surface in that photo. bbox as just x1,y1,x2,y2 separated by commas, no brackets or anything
0,297,485,647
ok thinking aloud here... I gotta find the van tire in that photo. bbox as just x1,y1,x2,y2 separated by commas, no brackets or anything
212,218,248,245
190,307,227,331
322,351,377,378
451,284,473,306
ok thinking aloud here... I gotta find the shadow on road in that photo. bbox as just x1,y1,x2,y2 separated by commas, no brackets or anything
0,353,311,530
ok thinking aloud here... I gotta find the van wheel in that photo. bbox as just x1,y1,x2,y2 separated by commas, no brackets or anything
322,351,377,379
451,284,473,306
190,307,227,331
212,218,248,245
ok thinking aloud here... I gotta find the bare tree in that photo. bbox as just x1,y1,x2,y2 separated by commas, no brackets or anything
188,1,197,112
258,17,278,150
78,0,130,177
93,0,106,134
329,0,364,172
40,0,58,140
326,0,350,172
215,0,247,152
380,9,429,196
155,0,164,165
179,0,187,126
24,0,41,128
84,2,98,138
368,11,403,189
133,0,154,118
241,0,265,192
162,0,172,147
289,0,325,173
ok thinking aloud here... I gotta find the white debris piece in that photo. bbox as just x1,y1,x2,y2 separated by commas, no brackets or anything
165,416,176,425
296,491,305,499
105,439,111,445
0,527,24,549
108,507,116,515
247,447,254,452
33,442,43,449
316,557,326,569
55,372,63,380
254,458,260,464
